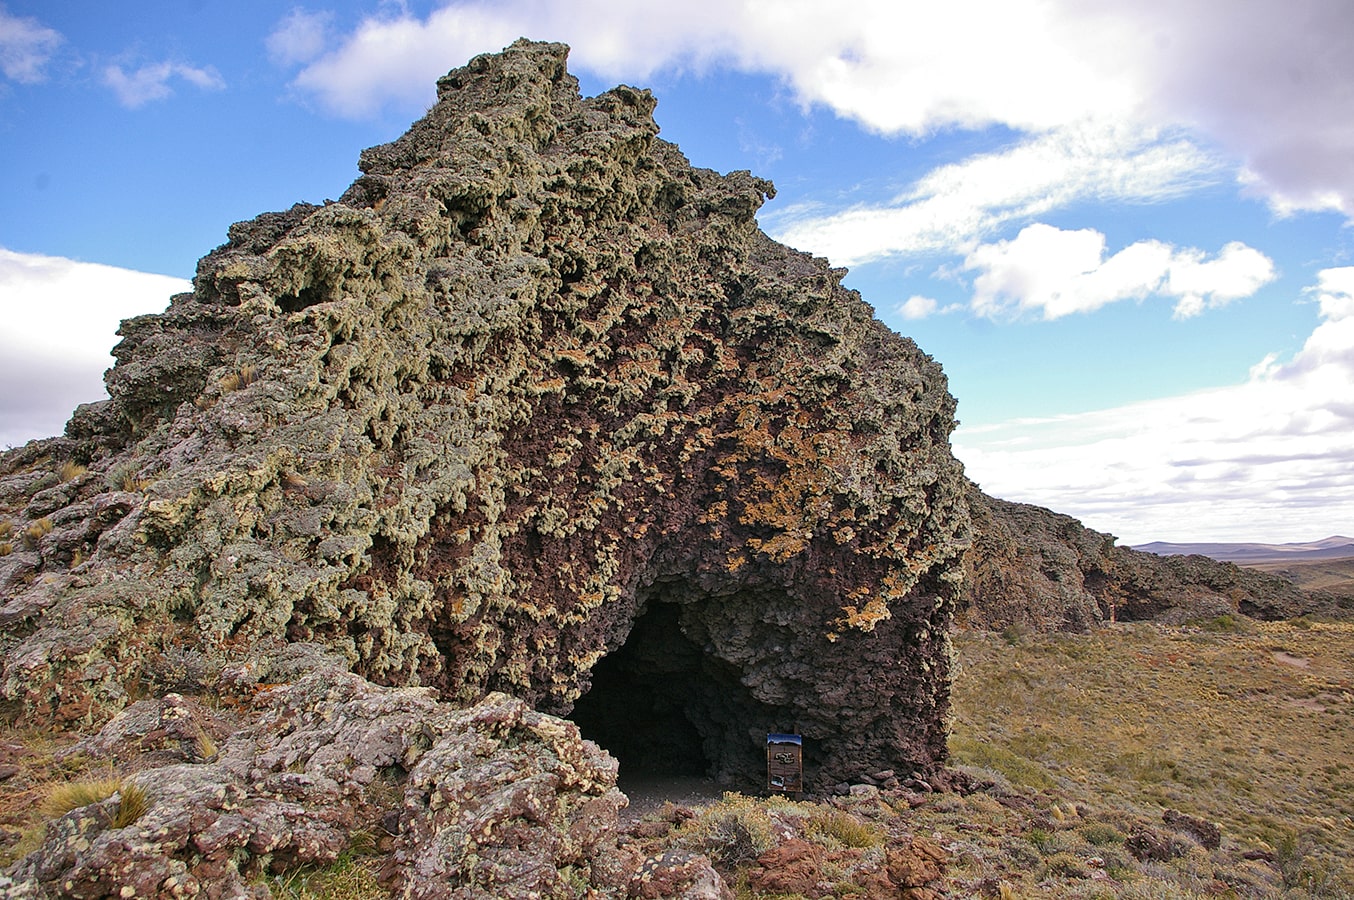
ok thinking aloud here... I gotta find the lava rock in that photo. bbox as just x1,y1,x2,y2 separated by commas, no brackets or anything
0,40,969,789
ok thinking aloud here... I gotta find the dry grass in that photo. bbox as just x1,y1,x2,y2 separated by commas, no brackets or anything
20,517,53,549
220,363,259,394
105,460,151,493
948,621,1354,896
268,856,385,900
57,460,87,483
40,778,149,830
677,792,780,870
1249,557,1354,598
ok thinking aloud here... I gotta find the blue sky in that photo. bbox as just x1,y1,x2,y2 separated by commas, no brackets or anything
2,1,1352,544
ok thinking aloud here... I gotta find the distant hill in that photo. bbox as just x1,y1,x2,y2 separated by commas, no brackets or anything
1133,536,1354,565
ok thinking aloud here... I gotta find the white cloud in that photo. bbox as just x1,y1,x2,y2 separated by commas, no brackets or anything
898,295,938,320
103,61,226,109
0,248,188,448
286,5,522,117
963,224,1275,320
763,122,1218,266
279,0,1354,220
267,9,333,67
0,5,61,83
1164,242,1279,318
956,267,1354,543
1118,0,1354,219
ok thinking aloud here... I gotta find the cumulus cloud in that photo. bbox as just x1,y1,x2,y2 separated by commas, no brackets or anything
765,122,1218,266
898,295,938,320
103,61,225,108
266,8,333,67
0,249,188,448
963,224,1275,320
0,4,61,83
955,267,1354,543
278,0,1354,221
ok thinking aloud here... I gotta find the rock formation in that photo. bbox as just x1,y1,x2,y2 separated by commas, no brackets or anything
960,485,1310,631
6,646,632,899
0,40,970,793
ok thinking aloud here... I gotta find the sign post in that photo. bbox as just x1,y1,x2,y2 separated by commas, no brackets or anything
766,733,803,795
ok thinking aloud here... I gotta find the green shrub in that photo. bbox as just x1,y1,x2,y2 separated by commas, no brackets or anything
1079,822,1126,846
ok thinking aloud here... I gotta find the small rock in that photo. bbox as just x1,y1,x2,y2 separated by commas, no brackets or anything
1163,808,1222,850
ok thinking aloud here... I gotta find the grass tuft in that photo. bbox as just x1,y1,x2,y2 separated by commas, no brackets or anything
678,793,777,870
57,460,87,483
41,778,149,829
105,460,151,493
220,363,259,394
805,807,883,849
21,517,53,549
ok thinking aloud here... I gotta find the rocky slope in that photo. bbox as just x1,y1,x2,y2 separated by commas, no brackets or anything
959,485,1314,631
0,40,969,796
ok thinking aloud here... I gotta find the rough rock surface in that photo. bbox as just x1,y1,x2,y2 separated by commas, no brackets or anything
0,40,969,789
6,646,628,899
960,486,1309,631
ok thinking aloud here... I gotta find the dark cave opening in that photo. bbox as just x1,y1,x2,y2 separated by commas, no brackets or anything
568,597,772,789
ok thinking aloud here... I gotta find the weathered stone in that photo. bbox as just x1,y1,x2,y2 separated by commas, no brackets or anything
6,664,628,899
743,839,823,896
629,849,731,900
1163,808,1222,850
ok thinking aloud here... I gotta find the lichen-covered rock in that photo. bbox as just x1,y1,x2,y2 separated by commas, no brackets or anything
6,660,627,899
960,486,1309,630
0,40,968,788
629,849,731,899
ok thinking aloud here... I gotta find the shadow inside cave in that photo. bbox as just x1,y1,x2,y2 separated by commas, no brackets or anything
568,593,790,795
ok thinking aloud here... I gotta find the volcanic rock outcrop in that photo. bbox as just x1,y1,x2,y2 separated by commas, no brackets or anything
960,486,1311,631
0,40,970,790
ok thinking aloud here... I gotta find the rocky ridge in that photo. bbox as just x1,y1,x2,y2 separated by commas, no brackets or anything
960,486,1315,632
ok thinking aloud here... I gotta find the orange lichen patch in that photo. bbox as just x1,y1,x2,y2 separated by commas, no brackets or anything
836,572,917,632
552,347,592,368
837,594,892,632
697,500,728,525
737,466,832,535
531,376,567,394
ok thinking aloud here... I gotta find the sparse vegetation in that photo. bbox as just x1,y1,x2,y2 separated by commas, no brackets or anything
105,459,151,492
41,778,149,830
268,843,385,900
947,621,1354,897
804,806,884,849
678,792,778,870
20,517,53,549
220,363,259,393
57,460,87,483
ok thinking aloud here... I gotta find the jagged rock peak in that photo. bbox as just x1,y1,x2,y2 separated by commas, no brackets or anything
1,39,970,789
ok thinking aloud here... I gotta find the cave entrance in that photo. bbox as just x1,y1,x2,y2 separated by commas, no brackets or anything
568,595,772,790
